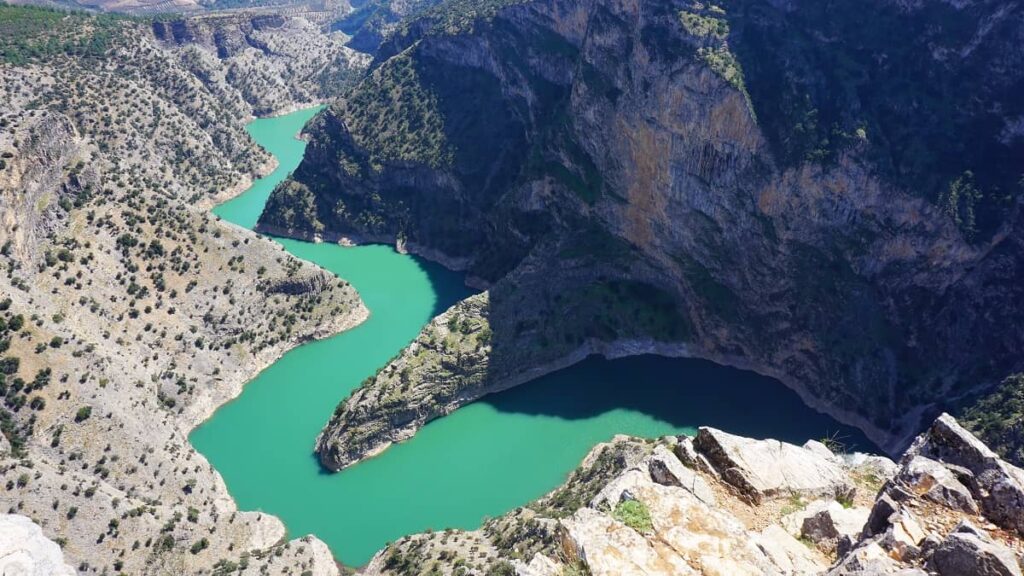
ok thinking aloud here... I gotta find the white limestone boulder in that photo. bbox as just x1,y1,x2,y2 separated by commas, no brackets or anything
0,514,75,576
693,426,855,504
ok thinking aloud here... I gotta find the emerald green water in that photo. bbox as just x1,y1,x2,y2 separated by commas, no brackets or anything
191,108,877,568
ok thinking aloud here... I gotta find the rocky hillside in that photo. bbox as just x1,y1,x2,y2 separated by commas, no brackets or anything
359,414,1024,576
263,0,1024,469
152,11,369,116
0,6,367,574
11,0,347,17
331,0,441,53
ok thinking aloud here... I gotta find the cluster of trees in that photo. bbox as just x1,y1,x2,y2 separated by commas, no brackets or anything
0,3,126,66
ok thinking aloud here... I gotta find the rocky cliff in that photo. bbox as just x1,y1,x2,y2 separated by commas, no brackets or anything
152,11,369,116
265,0,1024,469
358,414,1024,576
331,0,442,53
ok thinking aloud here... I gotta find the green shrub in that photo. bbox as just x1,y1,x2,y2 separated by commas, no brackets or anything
612,499,653,534
74,406,91,422
190,537,209,554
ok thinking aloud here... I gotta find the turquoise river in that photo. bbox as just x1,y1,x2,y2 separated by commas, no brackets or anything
190,107,877,568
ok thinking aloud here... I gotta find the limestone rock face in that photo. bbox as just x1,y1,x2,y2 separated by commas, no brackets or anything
360,415,1024,576
0,515,75,576
151,13,366,117
693,426,855,504
825,541,928,576
563,476,824,576
897,455,979,513
645,445,716,505
903,414,1024,535
264,271,335,295
0,110,91,264
674,436,717,475
756,524,828,575
560,506,696,576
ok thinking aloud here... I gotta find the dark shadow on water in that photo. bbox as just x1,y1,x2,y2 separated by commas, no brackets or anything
408,254,478,318
404,249,878,453
483,354,882,454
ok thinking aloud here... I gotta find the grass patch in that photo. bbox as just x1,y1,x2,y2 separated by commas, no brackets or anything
612,499,653,534
780,493,807,516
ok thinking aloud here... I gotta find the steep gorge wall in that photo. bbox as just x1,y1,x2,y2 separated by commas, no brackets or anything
264,0,1024,466
151,11,369,116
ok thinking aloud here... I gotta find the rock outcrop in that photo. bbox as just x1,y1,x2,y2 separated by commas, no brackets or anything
929,527,1023,576
0,515,76,576
896,414,1024,537
359,415,1024,576
264,270,336,295
152,12,369,116
692,426,855,504
277,0,1024,469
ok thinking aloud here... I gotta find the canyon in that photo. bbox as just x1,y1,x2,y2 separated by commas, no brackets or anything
257,0,1024,470
1,0,1022,574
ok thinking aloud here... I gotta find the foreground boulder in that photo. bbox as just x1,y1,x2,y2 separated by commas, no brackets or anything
896,455,979,514
929,526,1022,576
903,414,1024,535
0,515,75,576
798,501,871,545
693,427,855,504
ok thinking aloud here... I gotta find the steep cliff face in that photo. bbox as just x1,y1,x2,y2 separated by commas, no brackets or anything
332,0,443,53
266,0,1024,465
0,515,76,576
0,111,98,264
152,12,368,116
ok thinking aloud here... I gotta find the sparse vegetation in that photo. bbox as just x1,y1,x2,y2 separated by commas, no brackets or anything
961,373,1024,466
0,3,127,66
74,406,91,422
612,499,653,534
